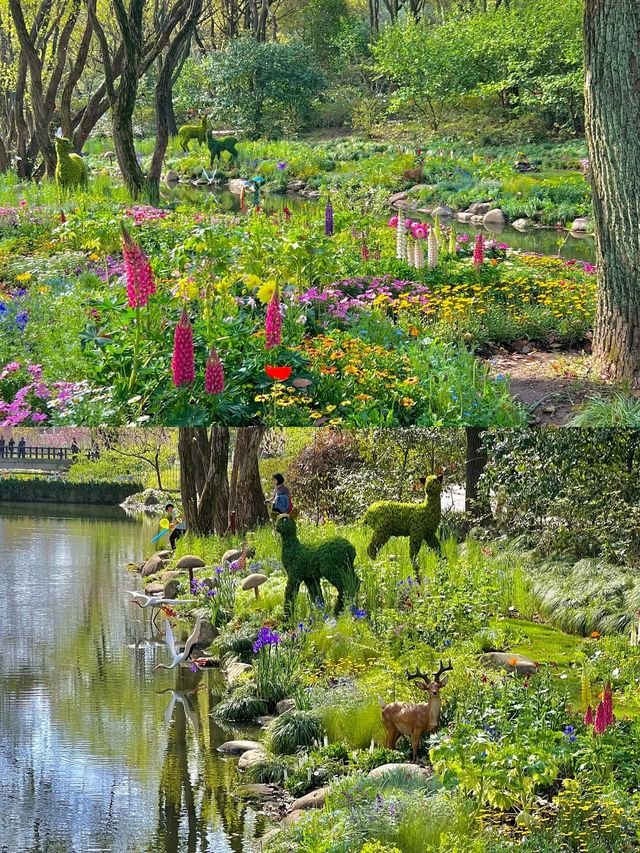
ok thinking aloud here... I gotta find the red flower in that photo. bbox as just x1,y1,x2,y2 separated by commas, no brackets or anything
583,704,594,725
265,365,292,381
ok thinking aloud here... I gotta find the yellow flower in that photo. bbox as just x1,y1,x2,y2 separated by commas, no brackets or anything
256,279,277,304
15,272,32,282
88,252,100,261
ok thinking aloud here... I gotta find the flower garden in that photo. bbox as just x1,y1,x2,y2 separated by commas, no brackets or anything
0,141,598,427
139,473,640,853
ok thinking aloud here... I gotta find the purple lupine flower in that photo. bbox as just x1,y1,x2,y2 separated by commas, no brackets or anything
325,202,334,237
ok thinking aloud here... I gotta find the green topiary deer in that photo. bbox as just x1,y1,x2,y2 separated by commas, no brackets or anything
275,515,360,617
206,133,238,169
178,116,208,153
54,137,88,190
364,474,444,572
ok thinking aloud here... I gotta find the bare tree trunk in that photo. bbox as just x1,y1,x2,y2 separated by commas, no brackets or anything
465,427,490,519
586,0,640,385
229,427,268,531
178,427,229,535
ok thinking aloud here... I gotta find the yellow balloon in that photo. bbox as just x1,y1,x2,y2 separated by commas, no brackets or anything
159,518,170,529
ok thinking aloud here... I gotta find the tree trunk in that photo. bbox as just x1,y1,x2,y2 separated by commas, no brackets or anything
178,427,229,535
229,427,269,531
465,427,490,519
586,0,640,385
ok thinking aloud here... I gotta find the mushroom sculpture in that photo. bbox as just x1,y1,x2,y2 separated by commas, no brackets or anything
241,573,267,600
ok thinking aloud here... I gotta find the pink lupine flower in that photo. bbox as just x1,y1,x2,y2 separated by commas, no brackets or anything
593,700,607,735
121,224,156,308
265,287,282,349
583,705,594,725
603,682,613,726
205,347,224,394
412,223,428,240
473,233,484,268
388,215,399,228
171,308,195,386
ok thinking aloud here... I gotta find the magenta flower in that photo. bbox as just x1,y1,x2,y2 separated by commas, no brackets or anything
171,308,195,386
593,700,607,735
265,287,282,349
388,215,399,228
473,233,484,268
121,224,156,309
603,682,613,726
583,705,594,726
205,347,224,394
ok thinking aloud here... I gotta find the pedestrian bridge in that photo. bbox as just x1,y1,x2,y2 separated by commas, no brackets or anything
0,445,75,474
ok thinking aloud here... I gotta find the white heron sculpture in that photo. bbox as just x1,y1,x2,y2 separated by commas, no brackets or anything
154,617,203,670
126,590,198,627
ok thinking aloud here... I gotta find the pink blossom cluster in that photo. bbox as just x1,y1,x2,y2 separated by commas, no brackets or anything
388,215,430,240
300,275,433,321
124,205,169,225
0,361,86,426
265,288,282,349
121,226,156,308
473,234,484,268
171,311,225,394
584,681,614,735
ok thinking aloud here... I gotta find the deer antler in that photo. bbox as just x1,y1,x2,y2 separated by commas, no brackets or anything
433,659,454,682
406,667,430,683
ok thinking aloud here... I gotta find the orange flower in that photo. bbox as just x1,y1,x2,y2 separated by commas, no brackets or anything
508,657,519,667
590,631,601,639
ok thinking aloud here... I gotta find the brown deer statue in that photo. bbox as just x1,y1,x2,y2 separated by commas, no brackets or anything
379,660,453,761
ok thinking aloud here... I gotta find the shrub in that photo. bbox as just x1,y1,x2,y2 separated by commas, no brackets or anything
266,709,325,755
212,686,268,722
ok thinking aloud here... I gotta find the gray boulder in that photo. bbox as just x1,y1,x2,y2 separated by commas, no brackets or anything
290,788,328,811
218,739,263,756
483,208,506,226
457,212,474,223
226,662,254,685
276,698,296,716
142,555,165,577
238,748,266,771
512,218,532,231
192,619,218,648
368,763,431,781
431,205,454,218
389,190,408,205
481,651,537,676
469,202,492,215
235,783,278,800
571,217,592,233
163,580,180,599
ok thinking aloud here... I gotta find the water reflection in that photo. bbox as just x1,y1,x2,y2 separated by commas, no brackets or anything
0,504,266,853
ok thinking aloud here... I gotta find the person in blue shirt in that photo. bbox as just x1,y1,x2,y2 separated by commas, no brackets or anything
270,473,292,516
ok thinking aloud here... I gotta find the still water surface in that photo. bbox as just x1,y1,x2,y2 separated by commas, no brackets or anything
0,503,265,853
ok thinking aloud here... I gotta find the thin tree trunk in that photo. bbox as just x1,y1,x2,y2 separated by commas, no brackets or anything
586,0,640,384
229,427,268,531
178,427,229,535
465,427,490,519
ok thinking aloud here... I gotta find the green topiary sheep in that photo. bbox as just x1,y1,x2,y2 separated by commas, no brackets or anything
207,133,238,169
178,116,208,153
363,474,443,571
54,137,88,190
275,515,360,617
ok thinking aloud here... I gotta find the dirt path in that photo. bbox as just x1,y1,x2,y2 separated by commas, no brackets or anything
486,348,605,426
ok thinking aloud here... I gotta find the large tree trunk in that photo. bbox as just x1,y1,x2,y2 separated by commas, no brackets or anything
229,427,269,531
586,0,640,385
178,427,229,535
465,427,490,519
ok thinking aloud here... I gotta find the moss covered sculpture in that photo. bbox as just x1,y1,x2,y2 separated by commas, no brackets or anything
275,515,360,617
54,137,88,190
178,116,208,153
207,133,238,168
364,474,443,567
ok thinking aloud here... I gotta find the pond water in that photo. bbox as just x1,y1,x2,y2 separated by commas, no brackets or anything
165,185,596,264
0,503,267,853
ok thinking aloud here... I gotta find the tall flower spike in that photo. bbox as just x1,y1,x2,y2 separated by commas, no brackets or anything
428,227,439,269
396,216,407,261
593,700,607,734
325,201,334,236
583,704,594,726
121,223,156,308
603,681,613,726
448,227,457,255
205,347,224,394
473,233,484,268
172,308,195,386
265,286,282,349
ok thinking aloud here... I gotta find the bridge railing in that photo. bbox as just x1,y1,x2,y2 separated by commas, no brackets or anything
0,445,75,459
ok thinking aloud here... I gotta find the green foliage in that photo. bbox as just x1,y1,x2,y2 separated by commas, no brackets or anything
0,478,142,504
55,137,88,190
364,475,442,563
212,685,268,722
265,708,324,755
275,515,360,615
177,116,208,153
202,39,325,138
